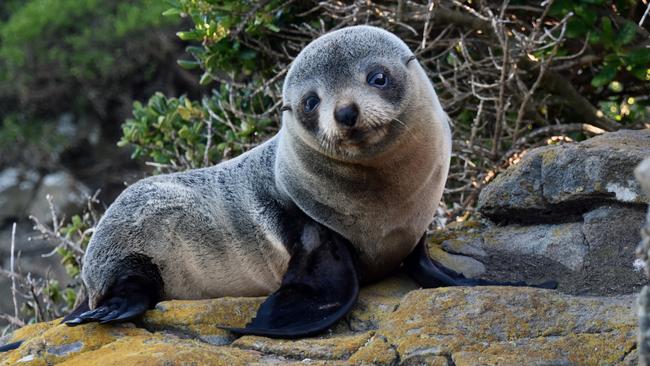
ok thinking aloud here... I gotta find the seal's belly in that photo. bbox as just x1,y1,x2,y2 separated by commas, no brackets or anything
155,216,292,300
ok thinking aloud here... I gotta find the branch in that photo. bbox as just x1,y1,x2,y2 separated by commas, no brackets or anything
519,57,621,131
406,1,622,132
229,0,273,41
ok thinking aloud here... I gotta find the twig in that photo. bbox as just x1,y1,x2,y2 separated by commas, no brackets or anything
203,112,213,167
0,314,24,328
31,215,84,255
513,37,562,142
639,1,650,27
10,222,18,323
491,2,510,158
229,0,273,40
420,0,435,50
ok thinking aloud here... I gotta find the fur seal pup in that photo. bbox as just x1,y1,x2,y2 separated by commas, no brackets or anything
6,26,551,343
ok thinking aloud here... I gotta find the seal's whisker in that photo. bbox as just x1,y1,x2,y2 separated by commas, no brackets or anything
391,117,419,141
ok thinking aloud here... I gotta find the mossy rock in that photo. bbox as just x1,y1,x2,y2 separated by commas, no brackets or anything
0,277,637,365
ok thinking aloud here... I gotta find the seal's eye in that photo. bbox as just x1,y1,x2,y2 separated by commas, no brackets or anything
304,95,320,113
367,71,389,89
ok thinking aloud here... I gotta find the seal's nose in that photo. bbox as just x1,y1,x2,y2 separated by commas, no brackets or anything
334,103,359,127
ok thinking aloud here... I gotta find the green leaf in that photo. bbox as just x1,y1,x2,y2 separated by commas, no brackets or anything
199,72,212,86
177,60,200,70
185,46,205,56
177,107,192,121
176,30,201,41
178,126,192,139
71,215,82,227
574,5,597,25
600,17,614,48
566,17,589,38
630,65,650,80
616,21,637,45
264,23,280,32
591,63,618,87
624,48,650,65
162,8,182,16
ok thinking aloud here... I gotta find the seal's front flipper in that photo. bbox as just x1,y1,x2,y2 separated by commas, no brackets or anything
65,275,160,326
225,223,359,338
404,235,557,289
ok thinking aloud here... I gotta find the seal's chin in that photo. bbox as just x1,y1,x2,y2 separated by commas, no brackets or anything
319,122,393,160
340,124,389,147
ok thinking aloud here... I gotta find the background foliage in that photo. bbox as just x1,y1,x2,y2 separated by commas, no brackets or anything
0,0,185,168
1,0,649,328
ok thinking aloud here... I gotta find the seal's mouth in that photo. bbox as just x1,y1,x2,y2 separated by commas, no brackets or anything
317,122,391,159
339,124,389,147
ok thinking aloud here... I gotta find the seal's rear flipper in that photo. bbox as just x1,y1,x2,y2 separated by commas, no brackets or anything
404,235,557,289
225,223,359,338
65,255,163,326
64,290,150,326
61,296,90,324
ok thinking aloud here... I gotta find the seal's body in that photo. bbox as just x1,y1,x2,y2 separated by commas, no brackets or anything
56,26,543,339
82,26,451,311
83,139,291,306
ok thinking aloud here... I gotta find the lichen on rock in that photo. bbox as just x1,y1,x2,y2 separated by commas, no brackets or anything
0,283,639,365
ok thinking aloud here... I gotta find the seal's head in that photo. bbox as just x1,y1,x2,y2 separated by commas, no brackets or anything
281,25,446,161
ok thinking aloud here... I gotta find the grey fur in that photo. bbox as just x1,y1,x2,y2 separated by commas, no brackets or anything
82,25,451,308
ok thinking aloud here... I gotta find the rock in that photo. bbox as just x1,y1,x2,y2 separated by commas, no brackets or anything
479,129,650,221
438,131,650,296
26,171,90,223
0,168,40,224
142,296,264,345
0,280,638,365
431,204,646,296
480,221,587,271
383,287,636,366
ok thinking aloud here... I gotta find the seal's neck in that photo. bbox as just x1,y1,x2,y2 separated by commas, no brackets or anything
276,120,444,203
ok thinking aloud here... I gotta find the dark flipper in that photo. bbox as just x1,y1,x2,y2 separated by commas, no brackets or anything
225,222,359,338
0,340,22,352
61,296,90,323
404,235,557,289
65,254,163,326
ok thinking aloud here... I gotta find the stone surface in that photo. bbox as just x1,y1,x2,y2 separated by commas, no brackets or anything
431,204,646,296
444,130,650,297
27,171,90,223
0,280,638,365
0,168,40,224
479,129,650,221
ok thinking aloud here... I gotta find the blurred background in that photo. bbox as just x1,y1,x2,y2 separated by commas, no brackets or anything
0,0,648,332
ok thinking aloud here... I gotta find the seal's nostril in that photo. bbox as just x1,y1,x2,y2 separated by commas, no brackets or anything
334,104,359,127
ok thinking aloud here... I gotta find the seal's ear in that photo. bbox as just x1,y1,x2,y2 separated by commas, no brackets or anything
404,54,417,66
280,104,292,112
224,222,359,338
